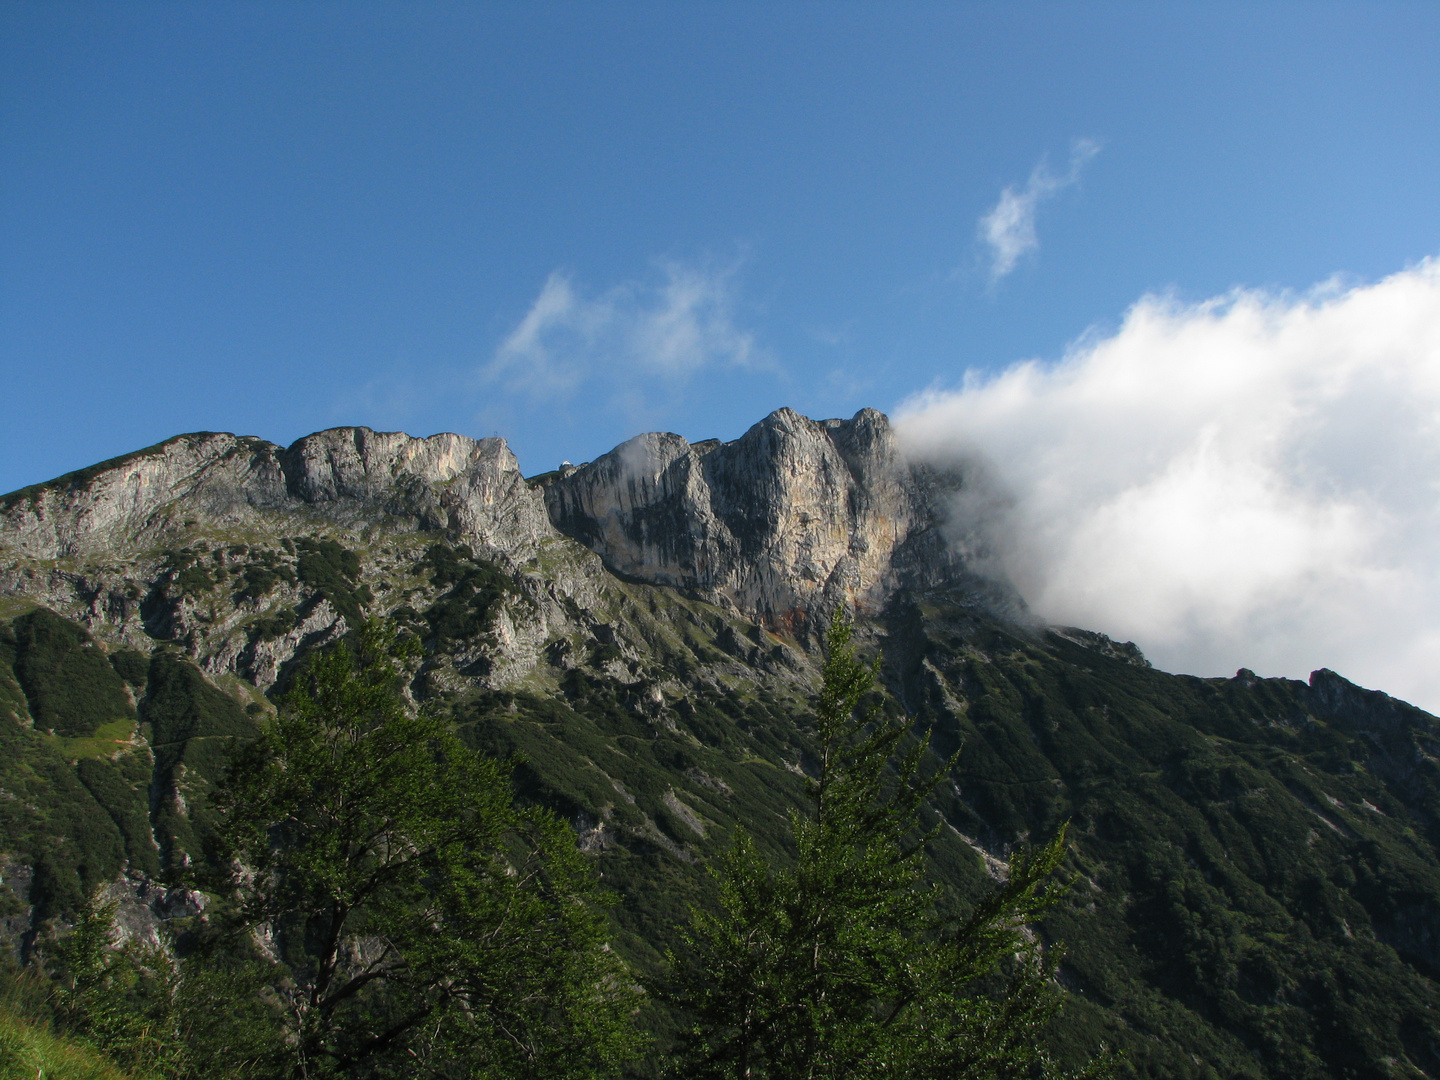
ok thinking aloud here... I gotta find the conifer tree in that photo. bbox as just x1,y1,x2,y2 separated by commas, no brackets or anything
661,610,1108,1080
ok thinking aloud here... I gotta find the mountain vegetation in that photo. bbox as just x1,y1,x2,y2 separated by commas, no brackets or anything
207,619,641,1078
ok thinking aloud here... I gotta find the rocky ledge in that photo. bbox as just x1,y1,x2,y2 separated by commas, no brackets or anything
0,428,551,564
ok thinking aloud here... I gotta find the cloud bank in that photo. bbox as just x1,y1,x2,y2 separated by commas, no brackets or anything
979,140,1099,282
485,259,759,401
896,259,1440,712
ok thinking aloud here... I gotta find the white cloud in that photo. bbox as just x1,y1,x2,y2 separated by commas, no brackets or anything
979,140,1100,283
895,259,1440,712
486,272,611,398
485,259,758,401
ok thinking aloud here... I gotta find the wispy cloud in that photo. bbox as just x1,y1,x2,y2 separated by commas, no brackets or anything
486,272,609,399
485,258,760,402
896,258,1440,712
979,139,1100,283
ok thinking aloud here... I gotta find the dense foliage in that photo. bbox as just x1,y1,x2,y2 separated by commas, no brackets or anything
293,538,373,626
206,620,643,1078
889,600,1440,1079
661,613,1105,1080
0,614,141,919
144,654,259,875
9,609,133,739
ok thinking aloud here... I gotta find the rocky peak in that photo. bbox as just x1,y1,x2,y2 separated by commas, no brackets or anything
279,428,549,550
0,433,290,561
281,428,514,502
1,410,1019,634
542,407,994,631
0,427,550,562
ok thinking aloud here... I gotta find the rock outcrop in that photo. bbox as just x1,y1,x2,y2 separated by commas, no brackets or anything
279,428,551,551
0,409,1020,638
0,427,552,563
542,407,999,631
0,433,291,561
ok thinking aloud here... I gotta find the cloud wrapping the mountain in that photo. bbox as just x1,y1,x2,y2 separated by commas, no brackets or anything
486,260,757,400
979,140,1099,282
895,259,1440,712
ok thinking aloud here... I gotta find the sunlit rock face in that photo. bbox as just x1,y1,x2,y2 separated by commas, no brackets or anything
541,407,1001,632
0,427,552,562
0,433,293,560
279,427,552,553
0,409,1024,647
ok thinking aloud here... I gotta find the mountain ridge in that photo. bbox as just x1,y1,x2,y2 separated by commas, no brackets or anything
0,408,1020,638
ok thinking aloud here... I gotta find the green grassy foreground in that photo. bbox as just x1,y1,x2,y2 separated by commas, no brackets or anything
0,1003,141,1080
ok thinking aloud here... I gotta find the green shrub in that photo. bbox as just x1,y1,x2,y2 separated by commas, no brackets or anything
231,549,297,605
294,538,367,625
418,543,519,648
248,609,297,642
75,758,160,879
142,654,259,873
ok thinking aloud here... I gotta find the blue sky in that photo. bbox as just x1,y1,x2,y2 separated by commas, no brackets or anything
5,2,1437,490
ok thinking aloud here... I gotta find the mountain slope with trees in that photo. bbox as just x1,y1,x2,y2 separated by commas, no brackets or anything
1,409,1438,1078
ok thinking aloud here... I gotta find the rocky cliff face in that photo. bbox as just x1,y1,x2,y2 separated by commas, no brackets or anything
1,409,1013,635
542,407,1007,632
0,427,552,563
0,433,292,562
277,428,551,551
0,427,565,692
0,407,1015,708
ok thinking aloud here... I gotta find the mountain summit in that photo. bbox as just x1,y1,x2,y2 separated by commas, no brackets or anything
0,408,1016,667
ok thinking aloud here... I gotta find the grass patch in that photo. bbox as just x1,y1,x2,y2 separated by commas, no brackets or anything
42,719,137,761
0,1007,142,1080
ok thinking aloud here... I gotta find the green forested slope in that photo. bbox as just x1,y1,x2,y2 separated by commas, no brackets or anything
0,610,255,922
4,558,1440,1077
886,594,1440,1079
0,612,140,922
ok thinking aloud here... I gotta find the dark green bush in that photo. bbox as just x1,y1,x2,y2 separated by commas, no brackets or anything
142,653,259,873
76,756,161,878
250,609,297,642
294,538,367,625
418,543,518,648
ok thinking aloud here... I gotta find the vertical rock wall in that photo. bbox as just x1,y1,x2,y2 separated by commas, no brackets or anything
542,407,992,630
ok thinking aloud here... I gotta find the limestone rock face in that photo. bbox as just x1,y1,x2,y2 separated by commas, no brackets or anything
0,434,291,561
282,428,493,503
0,410,1022,651
280,428,553,553
0,428,552,562
543,407,990,630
